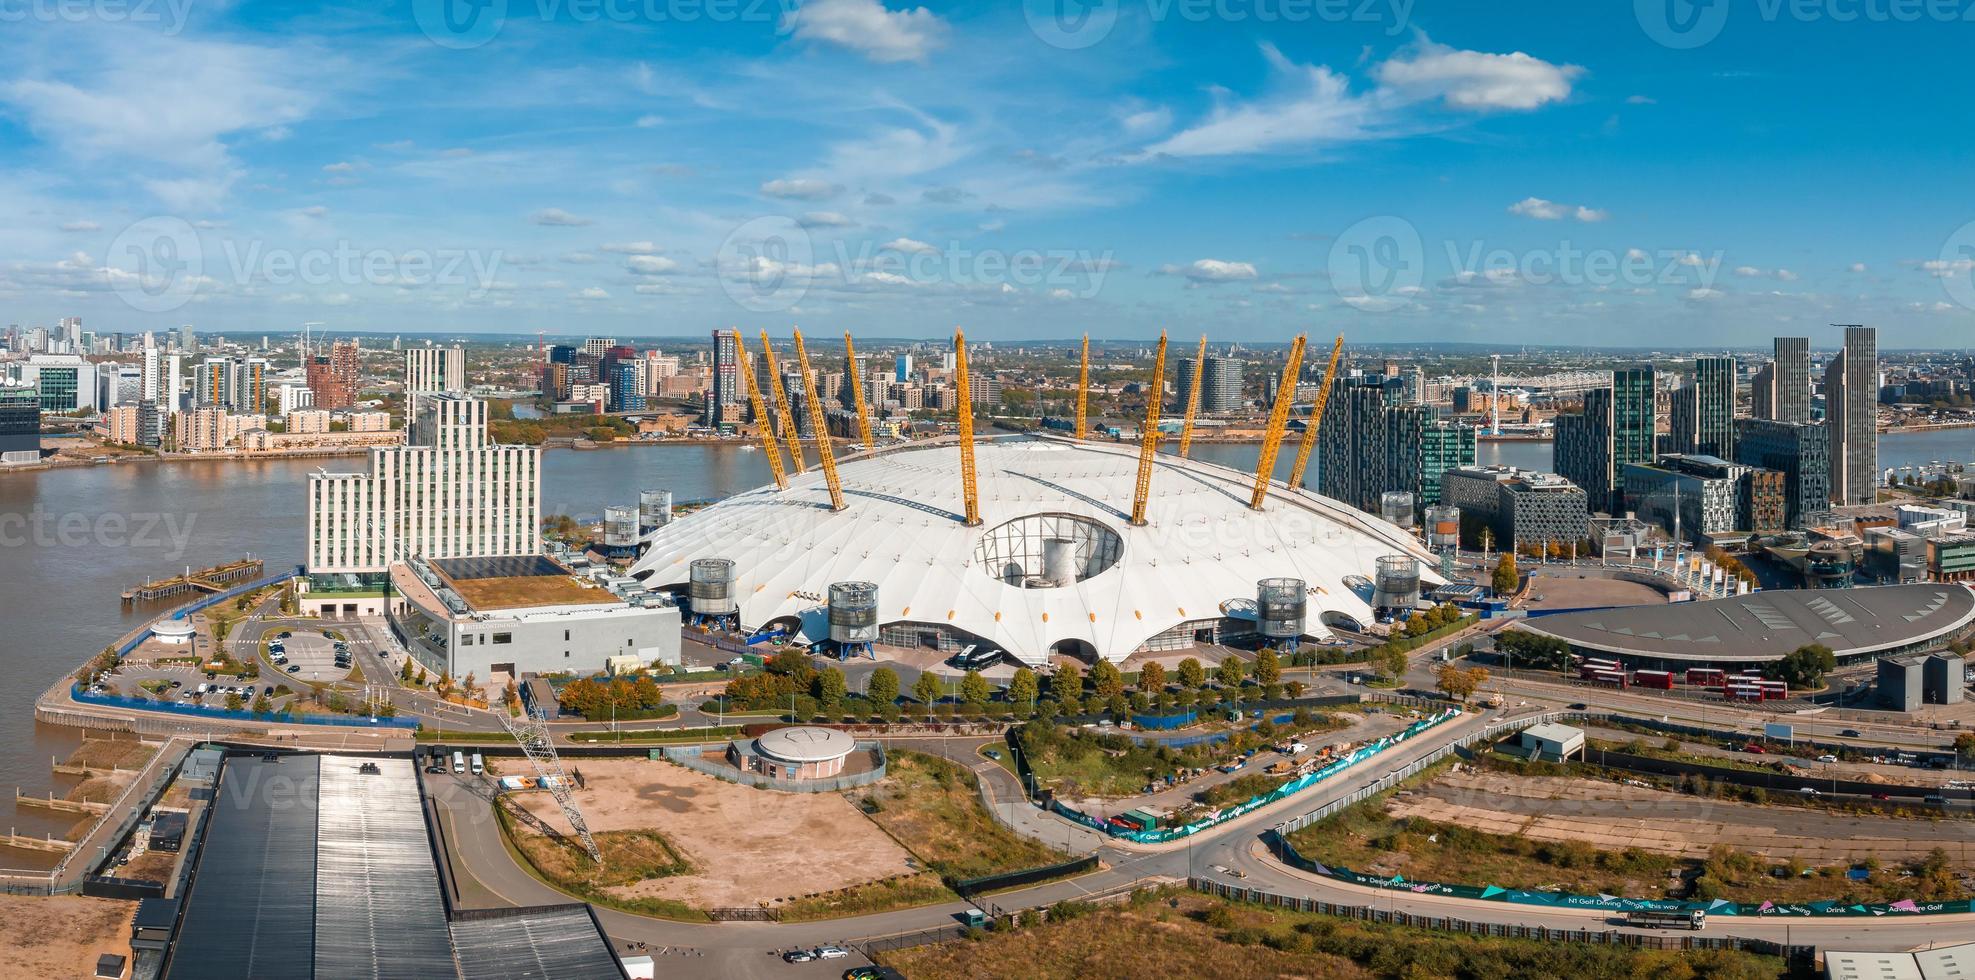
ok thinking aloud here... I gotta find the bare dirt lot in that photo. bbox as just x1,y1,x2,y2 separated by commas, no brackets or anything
510,758,915,909
0,894,133,980
1522,572,1669,610
1392,771,1975,866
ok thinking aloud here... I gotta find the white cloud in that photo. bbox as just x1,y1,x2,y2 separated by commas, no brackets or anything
1625,95,1657,105
1849,262,1868,273
1375,40,1581,111
1774,268,1799,282
1508,197,1606,222
1733,265,1763,278
798,211,856,228
626,255,681,275
532,208,592,226
760,178,842,200
634,115,662,128
1686,287,1723,300
1160,258,1259,282
599,241,658,254
59,220,99,232
783,0,947,64
882,237,939,255
297,205,329,218
572,287,610,299
1121,107,1172,135
322,161,357,174
1145,45,1375,158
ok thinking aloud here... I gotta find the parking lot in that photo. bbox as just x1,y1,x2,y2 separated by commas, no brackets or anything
264,630,356,684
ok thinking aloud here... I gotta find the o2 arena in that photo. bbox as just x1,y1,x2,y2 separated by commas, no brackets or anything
629,434,1440,666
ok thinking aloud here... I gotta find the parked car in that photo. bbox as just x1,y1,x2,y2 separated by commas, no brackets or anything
287,665,301,673
783,950,815,963
1743,743,1766,754
276,632,291,639
1817,754,1839,763
815,946,850,960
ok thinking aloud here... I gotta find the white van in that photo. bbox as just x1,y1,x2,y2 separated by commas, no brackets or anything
469,753,485,776
451,750,466,774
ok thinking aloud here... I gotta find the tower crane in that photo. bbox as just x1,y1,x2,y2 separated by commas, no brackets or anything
792,330,847,511
731,330,789,491
1249,335,1308,511
1177,334,1207,457
954,329,982,526
1130,332,1168,527
1074,334,1089,439
758,332,806,474
1288,334,1345,489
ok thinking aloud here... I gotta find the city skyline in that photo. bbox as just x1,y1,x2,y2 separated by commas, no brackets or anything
1,4,1973,341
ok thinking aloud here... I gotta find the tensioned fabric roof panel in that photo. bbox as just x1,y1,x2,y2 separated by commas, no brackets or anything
450,906,625,980
166,755,320,980
314,756,456,980
630,436,1440,664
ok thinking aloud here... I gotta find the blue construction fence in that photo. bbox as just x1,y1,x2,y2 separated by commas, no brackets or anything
110,566,304,660
1050,708,1463,844
1266,831,1974,918
70,686,418,730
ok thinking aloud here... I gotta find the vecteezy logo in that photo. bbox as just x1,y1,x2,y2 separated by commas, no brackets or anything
1937,221,1975,312
108,217,204,314
1635,0,1729,49
1327,216,1423,314
413,0,508,50
1023,0,1119,50
717,216,816,314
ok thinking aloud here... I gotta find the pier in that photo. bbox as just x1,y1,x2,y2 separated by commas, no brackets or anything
120,557,264,603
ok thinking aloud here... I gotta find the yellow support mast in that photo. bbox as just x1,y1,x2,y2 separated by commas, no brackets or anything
792,330,847,512
953,329,982,526
1177,334,1207,457
1288,334,1345,489
843,331,876,451
731,330,788,491
1130,332,1168,527
1074,334,1089,440
758,331,806,474
1249,335,1308,511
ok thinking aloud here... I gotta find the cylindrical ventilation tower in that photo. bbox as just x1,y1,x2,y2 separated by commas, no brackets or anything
602,506,639,553
827,581,880,653
639,488,673,532
1041,537,1078,587
1424,505,1461,550
1256,577,1307,643
1380,491,1416,529
688,558,739,619
1372,555,1422,611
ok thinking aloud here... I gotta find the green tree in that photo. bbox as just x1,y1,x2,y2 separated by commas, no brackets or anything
1137,661,1166,695
224,692,244,711
1090,660,1125,700
1284,680,1305,700
1435,664,1488,703
1177,657,1206,689
1054,661,1084,700
1253,649,1281,687
1492,552,1519,595
1008,668,1039,708
1764,643,1836,689
251,692,272,715
399,658,414,683
960,670,992,706
814,666,848,708
913,671,943,707
1956,732,1975,759
867,667,901,705
1216,656,1246,689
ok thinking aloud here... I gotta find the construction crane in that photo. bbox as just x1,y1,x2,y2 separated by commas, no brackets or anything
1288,334,1345,489
731,331,789,490
843,331,876,451
1130,332,1168,527
758,331,806,474
1074,334,1089,439
792,330,847,512
954,329,981,526
500,697,602,865
1177,334,1207,457
1249,335,1308,511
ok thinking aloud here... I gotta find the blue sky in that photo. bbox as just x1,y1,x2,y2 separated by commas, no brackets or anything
3,0,1973,346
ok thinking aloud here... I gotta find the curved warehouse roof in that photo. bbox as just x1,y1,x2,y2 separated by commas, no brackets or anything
755,726,857,764
629,436,1440,665
1519,584,1975,664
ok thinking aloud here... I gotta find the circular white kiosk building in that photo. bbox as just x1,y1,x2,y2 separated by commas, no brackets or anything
732,726,858,780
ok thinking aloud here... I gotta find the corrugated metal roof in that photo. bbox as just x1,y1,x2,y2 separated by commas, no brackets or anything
451,906,624,980
314,757,457,980
166,755,320,980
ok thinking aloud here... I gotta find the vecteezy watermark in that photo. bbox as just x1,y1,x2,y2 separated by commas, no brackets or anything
1025,0,1411,50
106,215,505,314
1935,219,1975,311
1636,0,1975,49
0,508,198,558
714,216,1117,313
1327,215,1426,313
412,0,798,49
0,0,193,34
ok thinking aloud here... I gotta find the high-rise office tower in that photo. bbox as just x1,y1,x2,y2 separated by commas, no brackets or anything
1669,356,1735,459
582,337,616,359
1825,325,1878,506
1555,366,1656,515
707,330,739,427
895,354,914,382
1317,377,1476,514
404,344,467,402
177,324,196,352
1770,337,1811,423
1734,418,1832,529
1176,354,1246,414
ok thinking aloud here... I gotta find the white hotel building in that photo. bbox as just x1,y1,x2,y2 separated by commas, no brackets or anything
303,395,539,615
404,344,466,401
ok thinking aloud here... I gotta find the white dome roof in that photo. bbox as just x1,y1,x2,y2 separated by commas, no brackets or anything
754,726,857,764
630,435,1440,665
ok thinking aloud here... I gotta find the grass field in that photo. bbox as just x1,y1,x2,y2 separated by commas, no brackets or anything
776,871,954,922
859,751,1066,881
496,801,707,920
879,889,1787,980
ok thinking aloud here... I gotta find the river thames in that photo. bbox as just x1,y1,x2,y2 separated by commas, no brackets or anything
0,428,1970,861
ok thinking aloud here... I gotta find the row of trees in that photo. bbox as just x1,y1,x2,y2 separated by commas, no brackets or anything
558,674,669,719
